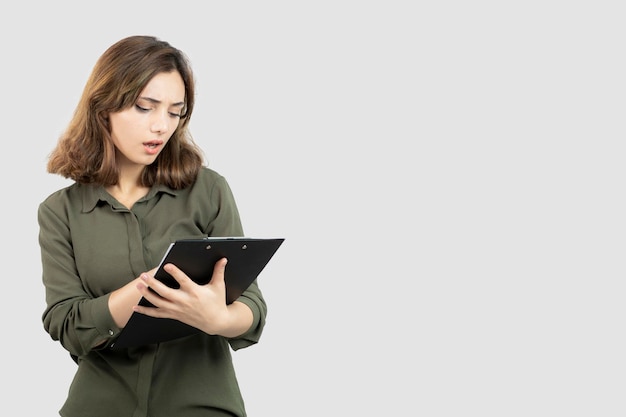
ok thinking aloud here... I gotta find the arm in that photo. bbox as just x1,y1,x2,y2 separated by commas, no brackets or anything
203,174,267,348
38,193,154,355
38,197,117,356
108,268,156,328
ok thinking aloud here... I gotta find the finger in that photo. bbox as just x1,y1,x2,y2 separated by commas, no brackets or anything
212,257,228,282
162,263,194,289
132,301,168,318
207,257,228,290
136,273,168,308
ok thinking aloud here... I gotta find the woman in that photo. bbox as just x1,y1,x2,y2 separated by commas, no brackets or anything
38,35,266,417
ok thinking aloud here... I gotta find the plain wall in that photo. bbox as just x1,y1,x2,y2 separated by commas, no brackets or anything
2,1,623,416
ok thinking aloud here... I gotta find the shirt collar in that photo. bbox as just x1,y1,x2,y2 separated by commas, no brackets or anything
80,183,178,213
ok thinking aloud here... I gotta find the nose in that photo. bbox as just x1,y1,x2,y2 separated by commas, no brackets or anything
150,111,170,134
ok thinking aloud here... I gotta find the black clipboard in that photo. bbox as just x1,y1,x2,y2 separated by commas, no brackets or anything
111,237,284,349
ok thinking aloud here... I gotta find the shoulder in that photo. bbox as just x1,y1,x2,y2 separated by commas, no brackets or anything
38,182,90,215
40,183,79,207
189,166,238,203
197,166,225,180
194,166,230,189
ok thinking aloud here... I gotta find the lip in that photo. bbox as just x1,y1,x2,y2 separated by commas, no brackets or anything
143,140,163,155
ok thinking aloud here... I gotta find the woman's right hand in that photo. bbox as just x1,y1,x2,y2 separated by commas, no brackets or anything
108,267,158,328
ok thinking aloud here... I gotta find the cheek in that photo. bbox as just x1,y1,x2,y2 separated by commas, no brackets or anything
169,120,182,135
110,114,141,143
165,122,181,140
109,124,126,147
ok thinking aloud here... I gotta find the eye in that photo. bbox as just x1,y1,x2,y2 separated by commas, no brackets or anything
169,112,182,118
135,104,150,112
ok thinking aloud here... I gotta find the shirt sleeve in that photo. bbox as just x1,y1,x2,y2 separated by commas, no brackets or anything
203,173,268,350
38,193,120,357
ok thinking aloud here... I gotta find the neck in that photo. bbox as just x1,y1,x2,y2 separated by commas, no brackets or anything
106,170,149,209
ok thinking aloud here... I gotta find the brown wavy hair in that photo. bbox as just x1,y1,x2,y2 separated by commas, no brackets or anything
47,35,204,189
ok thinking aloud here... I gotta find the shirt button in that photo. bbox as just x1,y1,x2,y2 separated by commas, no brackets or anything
108,329,114,336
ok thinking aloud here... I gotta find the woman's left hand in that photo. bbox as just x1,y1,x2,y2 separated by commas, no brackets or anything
133,258,252,337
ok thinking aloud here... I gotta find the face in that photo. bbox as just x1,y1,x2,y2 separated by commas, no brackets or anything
108,71,185,168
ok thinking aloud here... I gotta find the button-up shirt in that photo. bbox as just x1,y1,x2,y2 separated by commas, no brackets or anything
38,167,266,417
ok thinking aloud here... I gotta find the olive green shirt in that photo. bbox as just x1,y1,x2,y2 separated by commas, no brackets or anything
38,167,266,417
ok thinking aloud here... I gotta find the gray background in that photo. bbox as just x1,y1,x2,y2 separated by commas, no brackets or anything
1,1,623,416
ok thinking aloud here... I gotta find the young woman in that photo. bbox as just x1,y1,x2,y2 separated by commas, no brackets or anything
38,35,266,417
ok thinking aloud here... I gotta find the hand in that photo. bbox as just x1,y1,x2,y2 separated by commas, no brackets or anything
133,258,232,335
108,266,159,328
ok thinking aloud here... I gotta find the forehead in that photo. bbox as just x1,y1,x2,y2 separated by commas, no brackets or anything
139,71,185,103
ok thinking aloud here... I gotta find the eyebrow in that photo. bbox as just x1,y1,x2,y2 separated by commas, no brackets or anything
138,96,185,108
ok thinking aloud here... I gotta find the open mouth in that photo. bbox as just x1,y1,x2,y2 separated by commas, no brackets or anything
143,141,163,154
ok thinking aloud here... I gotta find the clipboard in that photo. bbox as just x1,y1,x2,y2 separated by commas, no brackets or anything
111,237,284,349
